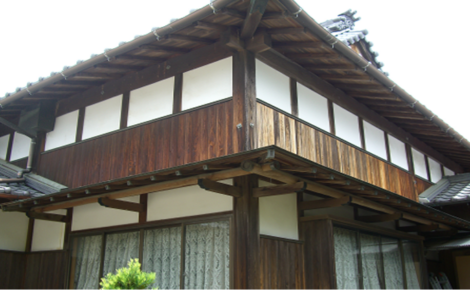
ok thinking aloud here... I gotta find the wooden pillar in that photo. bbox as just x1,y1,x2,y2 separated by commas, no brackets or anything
233,50,257,152
301,219,337,289
233,175,259,289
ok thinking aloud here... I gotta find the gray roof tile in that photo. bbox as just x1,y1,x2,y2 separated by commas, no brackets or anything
420,172,470,206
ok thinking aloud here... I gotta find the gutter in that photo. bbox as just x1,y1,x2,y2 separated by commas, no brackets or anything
279,0,470,154
0,0,239,108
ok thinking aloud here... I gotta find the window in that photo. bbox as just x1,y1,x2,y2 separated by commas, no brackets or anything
71,219,230,289
333,227,422,289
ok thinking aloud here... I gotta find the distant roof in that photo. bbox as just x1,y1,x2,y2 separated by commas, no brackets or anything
420,173,470,206
0,159,66,202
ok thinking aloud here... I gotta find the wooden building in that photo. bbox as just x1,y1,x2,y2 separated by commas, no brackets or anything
1,0,470,288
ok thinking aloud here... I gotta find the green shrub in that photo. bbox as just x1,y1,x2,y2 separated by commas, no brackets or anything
100,258,156,289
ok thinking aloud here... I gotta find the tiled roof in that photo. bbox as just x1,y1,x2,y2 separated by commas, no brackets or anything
420,173,470,206
0,159,66,202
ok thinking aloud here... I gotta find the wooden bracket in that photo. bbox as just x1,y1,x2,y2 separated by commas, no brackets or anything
198,179,242,197
98,197,145,212
26,211,70,223
221,27,244,52
246,30,272,53
298,196,351,211
356,212,403,223
397,224,440,232
253,181,306,198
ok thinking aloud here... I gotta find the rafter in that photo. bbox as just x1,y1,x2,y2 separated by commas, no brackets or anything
240,0,269,39
198,179,242,197
253,181,306,197
98,197,145,212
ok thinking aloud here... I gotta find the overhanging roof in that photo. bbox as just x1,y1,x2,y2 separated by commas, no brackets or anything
1,0,469,171
420,173,470,206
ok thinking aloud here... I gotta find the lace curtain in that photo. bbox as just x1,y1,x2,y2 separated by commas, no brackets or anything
334,227,360,289
382,237,403,289
184,220,230,289
102,231,140,277
403,242,421,289
74,235,102,289
360,234,384,289
142,227,181,289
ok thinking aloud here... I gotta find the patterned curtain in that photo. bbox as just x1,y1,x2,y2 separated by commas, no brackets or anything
74,235,103,289
142,227,181,289
403,242,421,289
360,234,383,289
102,231,140,277
334,227,360,289
382,237,403,289
184,220,230,289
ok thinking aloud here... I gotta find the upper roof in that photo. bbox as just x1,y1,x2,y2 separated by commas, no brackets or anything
420,173,470,206
0,0,469,171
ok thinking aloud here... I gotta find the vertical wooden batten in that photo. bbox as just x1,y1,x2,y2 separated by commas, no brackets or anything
290,78,299,116
233,175,259,289
328,100,335,135
384,132,391,162
358,117,365,150
5,132,13,162
25,217,34,252
173,74,183,114
120,91,130,129
233,50,256,152
75,108,85,142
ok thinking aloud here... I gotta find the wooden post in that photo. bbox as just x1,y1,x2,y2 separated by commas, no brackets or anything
5,132,13,161
75,108,85,142
290,78,299,116
233,49,257,152
120,91,130,129
173,74,183,114
233,175,259,289
328,100,335,135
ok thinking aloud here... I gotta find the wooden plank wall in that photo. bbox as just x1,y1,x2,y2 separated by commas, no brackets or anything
259,237,305,289
256,102,431,201
0,251,25,289
37,100,235,188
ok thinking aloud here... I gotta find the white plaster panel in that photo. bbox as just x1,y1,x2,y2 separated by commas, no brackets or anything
82,95,122,140
333,104,361,147
388,135,409,170
10,132,31,161
297,83,329,131
444,167,455,176
412,148,428,179
31,209,66,251
256,59,291,112
0,211,29,251
147,182,233,221
182,57,232,110
0,134,10,160
128,77,174,126
428,158,442,183
363,121,387,160
72,196,139,231
45,110,79,151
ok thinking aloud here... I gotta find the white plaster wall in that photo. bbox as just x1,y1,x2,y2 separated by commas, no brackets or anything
182,57,232,110
147,182,233,221
388,135,409,170
444,167,455,176
363,121,387,160
72,196,139,231
297,83,329,132
82,95,122,140
128,77,174,126
31,209,66,251
10,132,31,161
45,110,79,151
333,104,361,147
428,158,442,183
412,148,428,179
0,211,29,251
0,134,10,160
256,59,291,112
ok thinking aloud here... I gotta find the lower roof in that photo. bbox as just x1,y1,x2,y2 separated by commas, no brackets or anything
420,173,470,206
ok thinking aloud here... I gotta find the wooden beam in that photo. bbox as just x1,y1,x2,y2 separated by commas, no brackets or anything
198,179,242,197
273,41,323,50
73,72,124,79
138,44,190,54
166,34,214,44
98,197,145,212
220,8,246,19
246,30,272,53
94,63,146,71
286,53,340,59
397,224,439,232
298,196,351,210
195,21,227,32
115,55,166,63
267,27,306,35
26,211,70,223
356,212,402,223
240,0,269,39
262,11,288,19
221,27,244,52
253,181,306,197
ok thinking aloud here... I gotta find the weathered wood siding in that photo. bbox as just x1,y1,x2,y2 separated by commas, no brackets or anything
0,251,25,289
259,237,305,289
256,102,431,201
37,100,235,188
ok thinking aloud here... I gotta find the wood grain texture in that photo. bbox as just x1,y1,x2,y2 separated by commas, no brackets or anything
37,100,234,188
256,103,432,201
0,251,25,289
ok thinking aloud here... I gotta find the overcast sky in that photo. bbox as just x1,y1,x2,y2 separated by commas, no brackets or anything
1,0,469,142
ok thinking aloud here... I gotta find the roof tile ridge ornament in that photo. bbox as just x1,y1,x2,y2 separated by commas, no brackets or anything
320,9,361,33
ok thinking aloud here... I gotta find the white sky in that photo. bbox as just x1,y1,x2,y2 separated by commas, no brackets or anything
1,0,470,141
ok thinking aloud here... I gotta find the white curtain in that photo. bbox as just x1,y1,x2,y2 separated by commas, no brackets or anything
184,220,230,289
334,227,360,289
403,242,421,289
102,231,140,277
74,235,102,289
142,227,181,289
382,237,404,289
360,234,383,289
